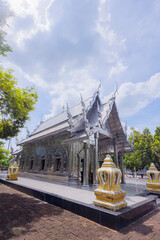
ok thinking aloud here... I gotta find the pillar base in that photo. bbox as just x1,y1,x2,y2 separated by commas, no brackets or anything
6,174,18,181
94,199,127,211
146,183,160,193
94,189,127,211
68,176,80,186
82,185,90,189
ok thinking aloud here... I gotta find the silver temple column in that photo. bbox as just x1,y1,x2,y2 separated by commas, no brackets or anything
83,142,90,186
68,142,79,185
93,132,99,185
113,138,119,167
120,153,125,184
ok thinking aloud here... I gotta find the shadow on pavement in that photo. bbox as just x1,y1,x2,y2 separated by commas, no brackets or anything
120,207,160,237
0,191,63,240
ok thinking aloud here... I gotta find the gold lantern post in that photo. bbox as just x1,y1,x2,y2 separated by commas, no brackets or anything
94,154,127,211
146,163,160,193
6,162,19,181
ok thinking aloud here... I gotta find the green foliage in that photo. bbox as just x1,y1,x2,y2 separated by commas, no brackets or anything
152,127,160,167
0,0,13,57
124,127,157,170
0,33,12,56
0,141,11,166
0,67,38,139
0,1,38,140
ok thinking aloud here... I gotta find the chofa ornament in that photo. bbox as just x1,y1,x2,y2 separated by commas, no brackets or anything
146,163,160,193
94,154,127,211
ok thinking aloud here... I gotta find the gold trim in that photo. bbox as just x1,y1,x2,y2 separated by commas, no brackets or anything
94,190,126,199
96,196,125,203
94,199,127,211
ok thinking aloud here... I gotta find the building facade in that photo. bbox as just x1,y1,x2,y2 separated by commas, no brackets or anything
18,89,133,186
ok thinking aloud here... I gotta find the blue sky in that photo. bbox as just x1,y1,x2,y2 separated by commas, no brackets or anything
1,0,160,145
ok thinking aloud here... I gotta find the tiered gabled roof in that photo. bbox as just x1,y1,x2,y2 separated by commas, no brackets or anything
19,95,95,145
19,89,133,153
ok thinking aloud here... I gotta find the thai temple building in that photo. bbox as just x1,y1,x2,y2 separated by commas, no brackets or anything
18,89,133,186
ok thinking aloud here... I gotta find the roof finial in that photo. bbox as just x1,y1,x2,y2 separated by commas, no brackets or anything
97,101,103,128
40,115,44,123
97,81,101,95
67,103,74,128
112,81,118,99
80,93,85,108
26,128,30,138
124,121,127,135
80,94,90,136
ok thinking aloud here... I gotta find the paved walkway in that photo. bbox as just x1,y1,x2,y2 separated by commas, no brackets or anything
0,183,160,240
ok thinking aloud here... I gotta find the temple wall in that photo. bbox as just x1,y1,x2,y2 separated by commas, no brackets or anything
20,135,70,175
19,136,97,184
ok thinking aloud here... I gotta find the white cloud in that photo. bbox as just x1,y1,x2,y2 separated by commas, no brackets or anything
117,72,160,117
108,60,127,79
3,0,129,124
7,0,54,47
44,65,99,119
1,60,49,89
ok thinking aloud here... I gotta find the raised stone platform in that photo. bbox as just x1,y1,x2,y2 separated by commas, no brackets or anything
18,171,68,184
0,174,157,231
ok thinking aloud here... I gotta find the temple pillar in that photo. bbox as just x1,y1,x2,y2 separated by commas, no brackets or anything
68,142,79,185
113,138,119,168
68,143,73,180
77,152,80,181
83,142,90,187
73,142,77,173
93,132,99,185
120,153,125,184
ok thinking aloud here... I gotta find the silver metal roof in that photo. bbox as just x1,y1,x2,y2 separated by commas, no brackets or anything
19,121,69,145
19,92,133,153
12,149,22,155
19,97,92,145
31,97,92,136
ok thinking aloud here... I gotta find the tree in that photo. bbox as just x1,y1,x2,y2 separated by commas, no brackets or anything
0,67,38,139
124,128,154,170
0,33,12,56
139,128,154,169
152,127,160,168
0,141,10,167
0,0,12,56
124,129,142,170
0,1,38,140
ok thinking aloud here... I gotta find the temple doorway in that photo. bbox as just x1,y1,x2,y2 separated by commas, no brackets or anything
80,159,84,183
55,158,61,171
41,159,45,170
30,160,33,170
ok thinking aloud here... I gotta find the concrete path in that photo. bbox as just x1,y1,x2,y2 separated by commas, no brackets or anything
0,183,160,240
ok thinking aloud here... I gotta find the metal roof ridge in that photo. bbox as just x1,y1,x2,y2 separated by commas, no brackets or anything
30,119,68,137
36,96,93,125
28,96,93,137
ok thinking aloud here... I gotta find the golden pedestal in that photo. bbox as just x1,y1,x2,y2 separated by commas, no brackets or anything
6,162,19,181
146,163,160,193
94,155,127,211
